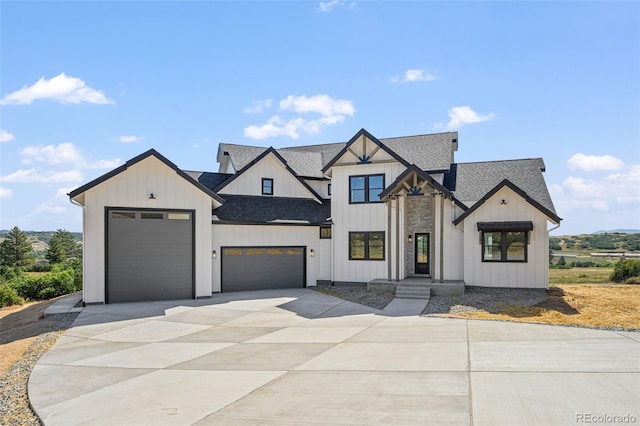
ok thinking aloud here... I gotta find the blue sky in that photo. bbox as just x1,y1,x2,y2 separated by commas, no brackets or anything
1,1,638,235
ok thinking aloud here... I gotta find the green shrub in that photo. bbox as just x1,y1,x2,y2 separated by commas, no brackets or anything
12,269,76,301
610,259,640,283
625,276,640,285
0,283,24,307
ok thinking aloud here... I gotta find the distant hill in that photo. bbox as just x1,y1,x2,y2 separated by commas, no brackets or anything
594,229,640,234
550,232,640,253
0,230,82,259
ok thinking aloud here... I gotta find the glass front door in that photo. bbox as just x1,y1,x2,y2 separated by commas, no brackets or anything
415,233,430,275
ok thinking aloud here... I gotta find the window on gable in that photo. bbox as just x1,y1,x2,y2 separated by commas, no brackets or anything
349,174,384,204
349,231,385,260
320,225,332,239
262,178,273,195
482,231,528,262
327,183,331,196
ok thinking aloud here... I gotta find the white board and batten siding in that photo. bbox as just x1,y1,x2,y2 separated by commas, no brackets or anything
438,198,465,281
211,224,331,292
80,156,214,303
219,153,316,199
331,162,406,283
461,186,551,289
304,179,331,199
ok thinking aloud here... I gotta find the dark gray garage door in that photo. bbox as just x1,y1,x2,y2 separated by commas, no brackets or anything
221,246,305,292
107,209,194,303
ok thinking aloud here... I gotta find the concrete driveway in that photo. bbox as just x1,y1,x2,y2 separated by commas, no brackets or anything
30,289,640,425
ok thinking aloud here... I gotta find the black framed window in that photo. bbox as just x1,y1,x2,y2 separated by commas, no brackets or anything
349,231,385,260
320,225,332,239
482,231,528,262
327,183,332,196
349,174,384,204
262,178,273,195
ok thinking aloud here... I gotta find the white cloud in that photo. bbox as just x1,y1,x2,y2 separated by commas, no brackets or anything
0,168,84,184
245,94,355,140
1,129,15,143
551,164,640,217
318,1,355,12
280,94,355,117
0,73,114,105
243,99,273,114
391,69,436,83
567,153,624,172
87,158,122,169
119,135,140,143
34,203,66,215
56,187,76,198
0,187,12,198
21,142,83,165
435,106,495,131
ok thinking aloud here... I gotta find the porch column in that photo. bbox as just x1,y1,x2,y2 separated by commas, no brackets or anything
395,195,400,281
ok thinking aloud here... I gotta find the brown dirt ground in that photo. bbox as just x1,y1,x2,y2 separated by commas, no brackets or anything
448,284,640,330
0,296,67,376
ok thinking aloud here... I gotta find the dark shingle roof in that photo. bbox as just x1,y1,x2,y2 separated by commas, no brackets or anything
183,171,233,191
220,131,458,177
444,158,557,215
382,132,457,172
214,195,331,224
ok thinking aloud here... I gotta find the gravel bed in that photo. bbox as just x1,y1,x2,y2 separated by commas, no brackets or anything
422,287,548,315
0,312,79,426
314,285,395,310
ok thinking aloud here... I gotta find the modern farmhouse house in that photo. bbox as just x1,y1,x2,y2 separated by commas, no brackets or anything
69,128,561,304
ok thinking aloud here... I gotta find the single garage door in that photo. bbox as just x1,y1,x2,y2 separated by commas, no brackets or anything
107,209,194,303
221,246,305,292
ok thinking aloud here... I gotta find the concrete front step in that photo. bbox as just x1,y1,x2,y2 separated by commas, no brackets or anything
395,283,431,300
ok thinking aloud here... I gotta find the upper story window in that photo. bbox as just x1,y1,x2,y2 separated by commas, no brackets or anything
349,174,384,204
327,183,332,196
320,225,332,239
262,178,273,195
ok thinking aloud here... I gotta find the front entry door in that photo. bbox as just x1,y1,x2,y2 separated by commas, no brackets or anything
415,233,430,275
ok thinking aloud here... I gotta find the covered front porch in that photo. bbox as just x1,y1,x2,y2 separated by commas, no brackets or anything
379,165,465,285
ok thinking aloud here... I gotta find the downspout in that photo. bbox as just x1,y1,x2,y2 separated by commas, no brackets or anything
439,193,444,283
395,195,400,281
387,198,392,281
70,197,87,305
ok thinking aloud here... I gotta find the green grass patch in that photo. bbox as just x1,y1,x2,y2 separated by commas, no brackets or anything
549,267,613,284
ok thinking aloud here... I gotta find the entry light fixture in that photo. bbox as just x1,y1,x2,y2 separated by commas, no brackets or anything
408,234,413,243
310,249,315,257
500,199,507,205
212,250,217,259
149,193,156,200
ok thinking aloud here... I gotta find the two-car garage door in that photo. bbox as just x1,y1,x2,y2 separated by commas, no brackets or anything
221,246,306,292
107,209,194,303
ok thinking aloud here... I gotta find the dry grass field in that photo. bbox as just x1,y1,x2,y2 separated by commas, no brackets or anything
452,268,640,330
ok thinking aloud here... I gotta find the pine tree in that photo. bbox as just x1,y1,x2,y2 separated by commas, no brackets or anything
45,235,66,264
46,229,81,263
0,226,35,267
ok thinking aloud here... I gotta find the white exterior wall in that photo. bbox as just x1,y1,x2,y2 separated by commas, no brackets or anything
434,197,464,281
331,162,406,283
304,179,331,199
80,156,214,303
211,224,331,292
462,186,551,288
219,154,316,199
